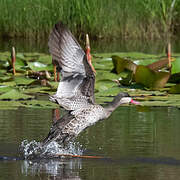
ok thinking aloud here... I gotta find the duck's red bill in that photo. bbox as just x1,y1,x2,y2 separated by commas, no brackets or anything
130,99,140,105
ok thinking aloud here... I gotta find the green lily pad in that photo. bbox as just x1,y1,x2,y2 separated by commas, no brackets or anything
23,86,54,94
9,57,26,71
0,60,9,69
134,59,158,66
21,99,58,109
0,100,23,109
0,76,13,82
111,55,137,74
0,80,16,87
134,65,170,89
23,52,41,57
95,86,123,97
14,76,35,86
37,55,51,64
95,79,116,92
27,62,53,71
171,57,180,74
96,71,120,81
169,84,180,94
0,89,34,100
0,86,13,93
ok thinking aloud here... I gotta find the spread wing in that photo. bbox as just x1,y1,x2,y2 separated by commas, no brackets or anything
48,21,95,104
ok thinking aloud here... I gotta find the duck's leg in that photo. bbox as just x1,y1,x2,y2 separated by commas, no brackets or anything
11,47,16,75
86,34,96,73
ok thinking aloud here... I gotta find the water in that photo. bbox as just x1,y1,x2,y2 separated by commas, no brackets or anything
0,106,180,179
1,38,180,179
1,37,180,54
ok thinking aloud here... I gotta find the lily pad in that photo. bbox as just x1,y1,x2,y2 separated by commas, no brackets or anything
134,65,170,89
0,86,13,93
14,76,35,86
37,55,51,64
21,99,58,109
111,55,137,74
96,71,120,81
23,86,54,94
0,76,13,82
0,100,23,109
95,79,116,92
95,86,123,97
171,57,180,74
0,80,16,87
169,84,180,94
27,62,53,72
9,57,26,71
0,89,34,100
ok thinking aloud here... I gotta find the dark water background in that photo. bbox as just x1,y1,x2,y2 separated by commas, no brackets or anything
1,37,180,54
0,106,180,179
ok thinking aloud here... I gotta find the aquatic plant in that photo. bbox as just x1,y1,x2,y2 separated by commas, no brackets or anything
1,50,180,109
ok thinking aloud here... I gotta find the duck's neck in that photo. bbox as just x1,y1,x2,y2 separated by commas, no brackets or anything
104,98,121,117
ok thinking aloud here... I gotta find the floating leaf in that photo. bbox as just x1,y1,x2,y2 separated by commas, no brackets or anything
111,55,137,74
146,58,169,70
95,86,123,97
0,89,34,100
95,79,116,92
171,57,180,74
9,57,26,70
0,80,16,87
169,84,180,94
0,86,13,93
0,60,9,69
119,71,134,86
134,65,170,89
0,76,13,82
96,71,120,81
23,86,54,94
134,59,157,66
21,100,58,109
27,62,53,71
37,55,51,64
23,52,41,57
0,100,23,109
14,76,35,86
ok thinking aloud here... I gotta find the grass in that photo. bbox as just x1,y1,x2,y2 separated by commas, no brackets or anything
0,0,180,40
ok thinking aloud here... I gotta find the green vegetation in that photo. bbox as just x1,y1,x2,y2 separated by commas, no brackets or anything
0,0,180,39
1,51,180,109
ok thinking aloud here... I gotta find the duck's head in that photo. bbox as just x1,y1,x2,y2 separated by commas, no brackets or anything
105,92,139,117
115,92,139,105
106,92,139,113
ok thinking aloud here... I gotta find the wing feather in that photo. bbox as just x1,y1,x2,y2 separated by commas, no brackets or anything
48,22,85,76
48,21,95,106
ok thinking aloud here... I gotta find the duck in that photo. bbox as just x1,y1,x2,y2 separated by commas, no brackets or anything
42,21,139,146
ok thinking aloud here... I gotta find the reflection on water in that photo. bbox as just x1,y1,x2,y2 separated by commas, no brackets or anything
0,107,180,179
1,37,180,54
22,158,82,179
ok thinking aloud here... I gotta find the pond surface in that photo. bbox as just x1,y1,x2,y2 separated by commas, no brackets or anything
0,106,180,179
1,37,180,54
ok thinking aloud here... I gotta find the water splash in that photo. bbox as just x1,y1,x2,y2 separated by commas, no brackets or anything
20,139,84,159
